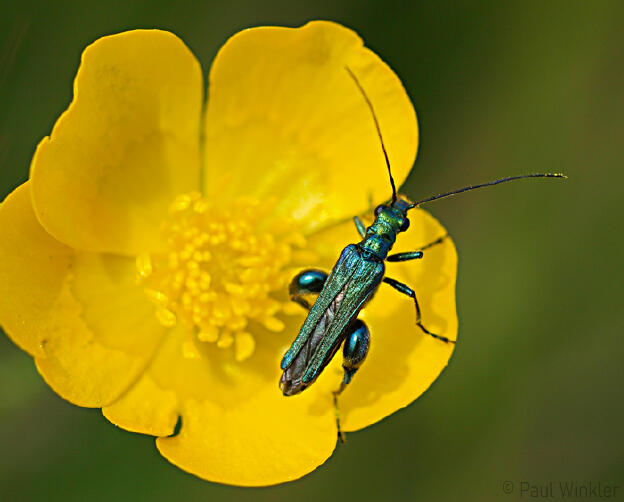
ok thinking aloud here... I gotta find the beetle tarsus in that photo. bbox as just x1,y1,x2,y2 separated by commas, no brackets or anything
333,389,347,444
384,276,456,344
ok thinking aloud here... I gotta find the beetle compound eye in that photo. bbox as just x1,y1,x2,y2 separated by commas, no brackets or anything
374,204,386,216
400,218,410,232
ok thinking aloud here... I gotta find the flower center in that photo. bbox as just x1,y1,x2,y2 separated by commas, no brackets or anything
136,192,308,362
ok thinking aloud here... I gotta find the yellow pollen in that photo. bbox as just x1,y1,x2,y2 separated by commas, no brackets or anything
138,192,308,362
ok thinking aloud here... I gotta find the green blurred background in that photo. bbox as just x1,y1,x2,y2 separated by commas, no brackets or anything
1,1,622,500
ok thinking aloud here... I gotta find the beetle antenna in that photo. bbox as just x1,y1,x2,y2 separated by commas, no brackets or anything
408,173,566,209
345,66,398,204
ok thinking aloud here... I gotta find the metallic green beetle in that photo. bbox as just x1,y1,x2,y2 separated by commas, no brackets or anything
280,67,564,404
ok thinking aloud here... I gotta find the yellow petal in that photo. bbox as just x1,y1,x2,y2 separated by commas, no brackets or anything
305,209,457,432
36,246,169,406
69,252,167,360
0,183,167,406
107,324,335,485
103,375,179,437
157,395,335,486
30,30,203,255
36,248,169,406
203,21,417,231
0,183,72,359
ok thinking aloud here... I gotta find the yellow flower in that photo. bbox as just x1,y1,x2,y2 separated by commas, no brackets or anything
0,22,457,485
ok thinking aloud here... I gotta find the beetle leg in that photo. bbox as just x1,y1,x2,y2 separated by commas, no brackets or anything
386,250,423,262
338,319,371,391
387,234,448,262
383,277,455,344
332,391,346,443
333,319,371,443
353,191,375,239
289,269,328,309
353,216,367,238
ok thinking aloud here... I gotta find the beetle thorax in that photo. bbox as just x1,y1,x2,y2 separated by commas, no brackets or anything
358,205,408,260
